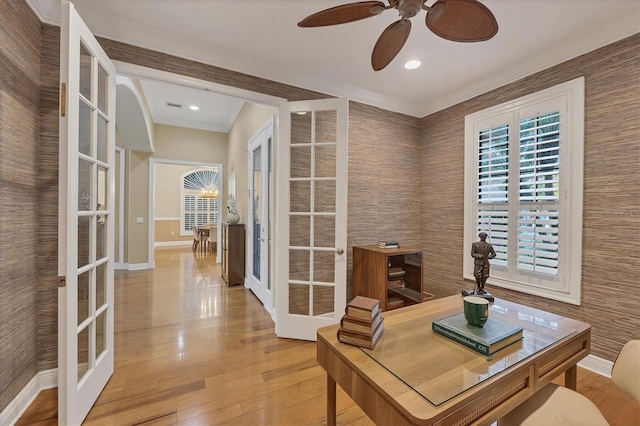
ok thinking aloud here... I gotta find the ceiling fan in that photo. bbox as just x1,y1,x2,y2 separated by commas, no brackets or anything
298,0,498,71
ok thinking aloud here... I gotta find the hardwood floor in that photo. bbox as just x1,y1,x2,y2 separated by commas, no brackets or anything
17,248,640,425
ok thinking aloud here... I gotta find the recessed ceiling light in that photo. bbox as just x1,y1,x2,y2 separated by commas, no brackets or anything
189,105,199,111
404,60,421,70
296,111,307,115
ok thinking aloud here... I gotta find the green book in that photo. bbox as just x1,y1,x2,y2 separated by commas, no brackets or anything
432,313,523,357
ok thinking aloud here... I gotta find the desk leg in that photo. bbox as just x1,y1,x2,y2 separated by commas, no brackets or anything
565,365,577,390
327,374,336,426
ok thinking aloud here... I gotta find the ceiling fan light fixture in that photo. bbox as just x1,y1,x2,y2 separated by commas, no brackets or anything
404,59,421,69
299,0,498,71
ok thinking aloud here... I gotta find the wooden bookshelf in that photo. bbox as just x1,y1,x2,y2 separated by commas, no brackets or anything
353,245,424,311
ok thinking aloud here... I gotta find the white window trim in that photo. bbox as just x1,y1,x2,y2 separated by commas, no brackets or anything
463,77,584,305
179,168,220,236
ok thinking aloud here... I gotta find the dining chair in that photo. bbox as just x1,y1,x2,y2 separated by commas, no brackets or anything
499,340,640,425
206,226,217,253
191,224,200,252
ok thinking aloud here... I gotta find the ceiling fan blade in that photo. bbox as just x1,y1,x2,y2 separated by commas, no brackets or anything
426,0,498,42
371,19,412,71
298,1,386,27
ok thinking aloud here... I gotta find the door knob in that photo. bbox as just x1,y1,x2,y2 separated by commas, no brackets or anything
335,248,344,255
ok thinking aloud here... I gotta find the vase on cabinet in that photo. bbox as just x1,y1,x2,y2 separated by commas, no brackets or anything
227,211,240,225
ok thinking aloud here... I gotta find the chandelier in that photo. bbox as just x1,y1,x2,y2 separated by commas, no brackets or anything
202,186,218,199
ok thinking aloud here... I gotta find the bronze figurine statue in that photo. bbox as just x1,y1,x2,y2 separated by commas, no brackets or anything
463,232,496,302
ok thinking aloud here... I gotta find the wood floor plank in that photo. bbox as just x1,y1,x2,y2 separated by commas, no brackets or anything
16,248,640,425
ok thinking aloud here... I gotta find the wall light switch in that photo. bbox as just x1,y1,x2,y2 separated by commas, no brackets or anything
137,217,144,223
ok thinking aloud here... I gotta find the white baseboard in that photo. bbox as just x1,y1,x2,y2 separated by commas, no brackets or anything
578,354,613,378
128,263,153,270
154,241,192,248
0,368,58,426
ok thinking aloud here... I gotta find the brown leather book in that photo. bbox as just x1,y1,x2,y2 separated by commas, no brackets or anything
337,320,385,350
340,311,383,334
345,296,380,321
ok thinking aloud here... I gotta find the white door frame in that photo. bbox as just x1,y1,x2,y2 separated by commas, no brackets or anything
115,145,125,269
247,118,274,314
148,158,223,265
113,62,287,271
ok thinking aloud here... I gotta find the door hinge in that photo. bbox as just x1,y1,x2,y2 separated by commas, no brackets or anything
58,276,66,288
60,82,67,117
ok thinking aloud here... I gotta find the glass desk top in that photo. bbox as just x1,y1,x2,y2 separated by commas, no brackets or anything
360,300,577,406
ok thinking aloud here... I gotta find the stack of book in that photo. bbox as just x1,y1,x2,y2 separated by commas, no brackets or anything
387,267,405,287
337,296,384,349
432,313,524,357
377,241,399,249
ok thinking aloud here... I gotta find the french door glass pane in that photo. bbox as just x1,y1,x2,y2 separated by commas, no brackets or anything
97,114,108,163
315,110,337,143
291,146,311,178
78,216,91,269
96,262,106,309
79,42,91,100
289,284,309,315
290,215,310,246
313,251,334,283
314,215,335,248
291,112,311,144
289,249,310,281
313,285,334,317
79,100,92,156
96,311,106,359
97,215,107,261
97,64,107,113
77,269,90,325
78,159,92,211
253,146,262,280
77,325,89,384
314,180,336,212
315,144,336,177
97,166,107,211
290,181,311,212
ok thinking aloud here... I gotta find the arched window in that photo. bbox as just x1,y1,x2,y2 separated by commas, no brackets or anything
181,168,220,234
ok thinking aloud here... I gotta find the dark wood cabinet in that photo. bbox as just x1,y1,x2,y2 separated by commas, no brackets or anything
353,245,424,311
222,223,245,286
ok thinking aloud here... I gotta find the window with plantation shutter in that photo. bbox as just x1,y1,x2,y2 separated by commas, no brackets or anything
464,78,584,305
180,169,220,235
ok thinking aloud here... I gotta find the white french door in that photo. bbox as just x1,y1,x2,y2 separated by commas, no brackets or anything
247,119,273,314
58,2,116,424
275,98,348,341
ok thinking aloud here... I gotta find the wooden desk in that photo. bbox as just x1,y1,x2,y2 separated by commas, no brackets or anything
317,296,590,425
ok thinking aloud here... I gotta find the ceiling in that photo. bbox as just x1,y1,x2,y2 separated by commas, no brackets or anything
28,0,640,119
138,78,244,132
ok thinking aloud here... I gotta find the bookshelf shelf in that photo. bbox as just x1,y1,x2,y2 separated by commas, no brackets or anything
353,245,423,311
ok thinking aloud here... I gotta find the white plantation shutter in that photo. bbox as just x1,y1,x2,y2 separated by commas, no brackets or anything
517,209,559,275
184,195,196,232
464,78,584,305
478,124,509,204
519,111,560,203
477,210,509,268
517,110,561,276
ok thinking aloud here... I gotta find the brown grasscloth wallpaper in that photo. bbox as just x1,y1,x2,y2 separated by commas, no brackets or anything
0,0,41,411
32,21,423,408
420,34,640,361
